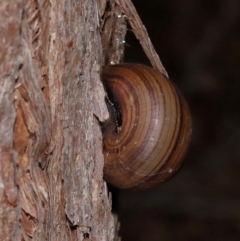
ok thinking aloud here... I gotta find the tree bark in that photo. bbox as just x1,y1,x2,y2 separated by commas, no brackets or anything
0,0,120,240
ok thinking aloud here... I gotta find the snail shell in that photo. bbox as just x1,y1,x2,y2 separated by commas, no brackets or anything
102,63,191,191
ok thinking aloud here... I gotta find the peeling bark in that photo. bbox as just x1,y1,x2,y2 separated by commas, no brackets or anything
0,0,121,240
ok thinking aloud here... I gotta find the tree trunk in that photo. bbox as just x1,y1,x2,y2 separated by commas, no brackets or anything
0,0,120,240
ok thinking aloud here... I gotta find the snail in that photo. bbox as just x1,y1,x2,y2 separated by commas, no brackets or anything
101,63,191,191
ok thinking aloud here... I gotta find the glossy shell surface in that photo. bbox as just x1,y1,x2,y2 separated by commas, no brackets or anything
102,64,191,191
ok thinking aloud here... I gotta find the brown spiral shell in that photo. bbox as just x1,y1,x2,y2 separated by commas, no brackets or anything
102,64,192,191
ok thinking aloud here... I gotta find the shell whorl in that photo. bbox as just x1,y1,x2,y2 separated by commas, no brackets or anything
102,64,191,191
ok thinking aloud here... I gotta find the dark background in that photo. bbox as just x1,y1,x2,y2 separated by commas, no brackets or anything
118,0,240,240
